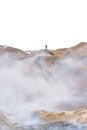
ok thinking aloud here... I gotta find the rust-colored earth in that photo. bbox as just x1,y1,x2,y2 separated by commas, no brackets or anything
0,42,87,129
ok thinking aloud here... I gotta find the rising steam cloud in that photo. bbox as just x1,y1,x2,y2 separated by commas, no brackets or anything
0,52,87,126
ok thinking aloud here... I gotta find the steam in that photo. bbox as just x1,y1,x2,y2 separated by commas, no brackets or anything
0,52,87,126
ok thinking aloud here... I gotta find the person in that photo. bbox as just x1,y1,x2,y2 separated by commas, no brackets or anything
45,44,47,50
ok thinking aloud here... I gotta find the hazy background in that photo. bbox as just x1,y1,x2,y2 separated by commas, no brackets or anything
0,0,87,50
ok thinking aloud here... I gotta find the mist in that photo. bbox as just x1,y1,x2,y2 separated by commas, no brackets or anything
0,52,87,126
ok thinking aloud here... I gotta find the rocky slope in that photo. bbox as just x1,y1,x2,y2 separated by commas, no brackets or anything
0,43,87,130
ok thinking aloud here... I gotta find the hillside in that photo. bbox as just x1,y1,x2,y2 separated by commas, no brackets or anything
0,42,87,129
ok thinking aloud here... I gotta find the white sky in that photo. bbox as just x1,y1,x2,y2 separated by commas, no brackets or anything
0,0,87,50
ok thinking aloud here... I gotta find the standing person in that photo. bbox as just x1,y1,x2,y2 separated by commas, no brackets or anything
45,44,47,50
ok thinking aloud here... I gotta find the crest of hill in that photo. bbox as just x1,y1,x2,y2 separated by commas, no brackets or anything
47,42,87,57
0,45,30,59
0,42,86,67
0,42,87,59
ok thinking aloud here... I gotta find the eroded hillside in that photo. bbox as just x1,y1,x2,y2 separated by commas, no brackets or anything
0,43,87,129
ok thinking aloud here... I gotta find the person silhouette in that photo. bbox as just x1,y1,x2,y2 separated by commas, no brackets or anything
45,44,47,50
